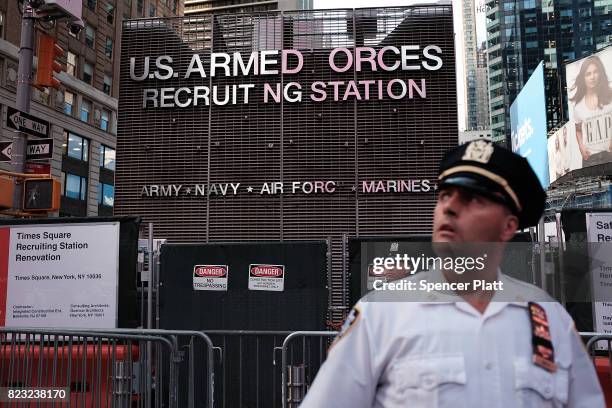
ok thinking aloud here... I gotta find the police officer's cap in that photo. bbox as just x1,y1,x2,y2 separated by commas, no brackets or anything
438,140,546,229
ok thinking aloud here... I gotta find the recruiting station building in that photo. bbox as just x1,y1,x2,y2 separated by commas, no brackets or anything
115,5,457,322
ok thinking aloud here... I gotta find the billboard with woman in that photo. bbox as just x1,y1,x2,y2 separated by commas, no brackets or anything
566,47,612,170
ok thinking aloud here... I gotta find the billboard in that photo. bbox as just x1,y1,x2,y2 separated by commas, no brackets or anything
566,47,612,171
547,122,582,183
0,222,120,328
510,61,549,188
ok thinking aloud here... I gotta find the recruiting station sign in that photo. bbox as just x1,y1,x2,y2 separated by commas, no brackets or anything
0,222,120,328
586,213,612,340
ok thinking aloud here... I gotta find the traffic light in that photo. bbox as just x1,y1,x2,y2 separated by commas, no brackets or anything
22,178,61,211
0,176,14,209
34,34,64,90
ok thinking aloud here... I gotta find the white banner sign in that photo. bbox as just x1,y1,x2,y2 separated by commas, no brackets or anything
586,213,612,337
0,223,120,328
248,264,285,291
193,265,229,291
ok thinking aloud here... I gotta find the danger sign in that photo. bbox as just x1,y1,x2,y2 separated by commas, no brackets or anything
193,265,228,291
248,264,285,291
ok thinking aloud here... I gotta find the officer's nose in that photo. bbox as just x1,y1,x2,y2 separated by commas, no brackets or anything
440,189,462,217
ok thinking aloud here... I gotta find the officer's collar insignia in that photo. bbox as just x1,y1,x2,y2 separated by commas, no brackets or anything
462,140,494,164
330,306,361,350
528,302,557,373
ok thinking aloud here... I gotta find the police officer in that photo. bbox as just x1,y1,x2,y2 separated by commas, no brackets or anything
300,140,605,407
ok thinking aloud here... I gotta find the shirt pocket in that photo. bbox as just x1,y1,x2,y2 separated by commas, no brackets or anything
514,358,569,408
390,354,467,408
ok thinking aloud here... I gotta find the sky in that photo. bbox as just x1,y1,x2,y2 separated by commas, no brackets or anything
313,0,488,132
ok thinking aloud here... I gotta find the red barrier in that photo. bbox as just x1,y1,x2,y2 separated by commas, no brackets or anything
0,343,139,407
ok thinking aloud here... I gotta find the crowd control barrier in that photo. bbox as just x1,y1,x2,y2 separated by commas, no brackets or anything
0,328,215,408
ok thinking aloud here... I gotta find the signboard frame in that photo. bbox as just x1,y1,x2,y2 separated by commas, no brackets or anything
6,106,50,138
0,221,121,328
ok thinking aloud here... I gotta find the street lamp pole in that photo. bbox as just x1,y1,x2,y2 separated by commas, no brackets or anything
11,1,36,210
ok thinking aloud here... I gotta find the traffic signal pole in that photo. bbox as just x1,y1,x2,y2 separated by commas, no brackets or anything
11,1,36,210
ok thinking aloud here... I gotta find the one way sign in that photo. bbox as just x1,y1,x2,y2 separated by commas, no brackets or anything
0,141,11,162
0,138,53,162
26,138,54,160
6,106,50,137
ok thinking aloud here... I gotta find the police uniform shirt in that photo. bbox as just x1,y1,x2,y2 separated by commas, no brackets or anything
300,269,605,408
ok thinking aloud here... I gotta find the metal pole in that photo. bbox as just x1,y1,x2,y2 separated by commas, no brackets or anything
147,222,154,407
11,1,36,209
538,218,548,293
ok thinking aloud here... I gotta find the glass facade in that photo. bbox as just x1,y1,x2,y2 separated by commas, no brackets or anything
486,0,611,145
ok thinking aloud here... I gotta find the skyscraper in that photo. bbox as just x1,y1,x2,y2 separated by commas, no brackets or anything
0,0,182,216
475,42,491,129
485,0,611,145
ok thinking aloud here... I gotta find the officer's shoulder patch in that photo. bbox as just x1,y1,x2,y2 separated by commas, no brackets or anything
330,306,361,349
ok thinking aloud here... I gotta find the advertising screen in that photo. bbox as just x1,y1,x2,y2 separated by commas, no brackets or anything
510,61,549,188
547,122,582,183
566,47,612,170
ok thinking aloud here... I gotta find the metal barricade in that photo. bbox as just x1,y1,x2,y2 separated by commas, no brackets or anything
0,327,175,408
0,328,215,408
199,330,337,408
278,331,337,408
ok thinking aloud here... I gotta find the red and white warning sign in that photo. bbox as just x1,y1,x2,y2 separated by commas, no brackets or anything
248,264,285,291
193,265,229,291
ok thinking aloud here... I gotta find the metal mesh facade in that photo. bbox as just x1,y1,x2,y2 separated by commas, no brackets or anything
116,6,457,321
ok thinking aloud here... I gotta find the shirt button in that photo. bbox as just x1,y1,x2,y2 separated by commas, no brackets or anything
544,385,552,396
484,362,493,370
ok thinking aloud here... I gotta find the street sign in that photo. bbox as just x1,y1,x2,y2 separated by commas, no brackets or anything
6,106,50,137
26,138,53,160
0,141,11,162
25,162,51,175
0,139,54,162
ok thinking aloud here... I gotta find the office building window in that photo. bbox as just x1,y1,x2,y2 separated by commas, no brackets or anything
98,183,115,207
64,91,74,115
80,99,91,123
106,3,115,24
137,0,143,16
105,37,113,59
100,109,110,131
67,52,76,76
63,131,89,161
103,74,112,95
100,145,116,170
86,0,96,11
149,4,156,17
83,62,93,84
85,25,95,48
64,173,88,200
0,11,5,39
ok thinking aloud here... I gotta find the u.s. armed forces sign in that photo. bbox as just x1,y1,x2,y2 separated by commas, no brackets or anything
140,179,437,197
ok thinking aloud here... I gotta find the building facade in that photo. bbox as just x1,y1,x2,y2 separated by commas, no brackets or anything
184,0,311,16
462,0,479,130
475,42,491,129
115,6,457,318
485,0,611,145
0,0,182,216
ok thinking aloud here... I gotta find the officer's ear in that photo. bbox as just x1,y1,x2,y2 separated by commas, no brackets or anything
500,212,519,242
